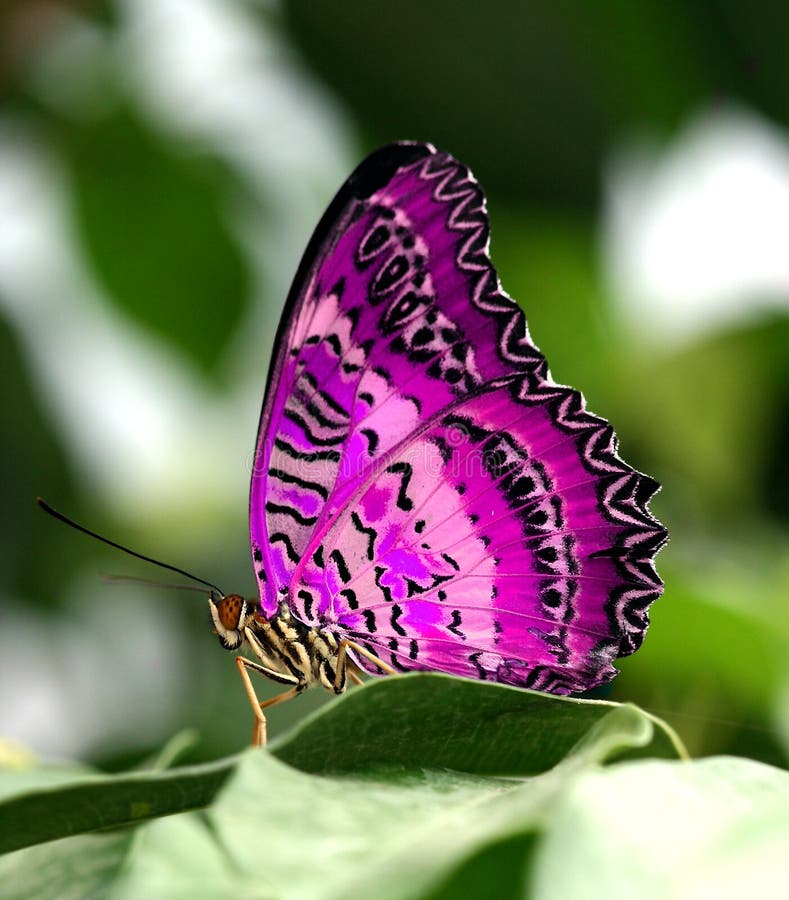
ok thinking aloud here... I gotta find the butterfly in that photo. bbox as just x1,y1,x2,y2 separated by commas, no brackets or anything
204,142,667,746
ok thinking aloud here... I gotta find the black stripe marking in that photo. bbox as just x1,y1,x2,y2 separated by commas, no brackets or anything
409,639,418,660
326,333,342,355
265,502,318,527
363,609,377,633
363,641,387,673
387,461,414,511
257,569,266,582
318,390,350,419
565,535,579,575
433,436,451,464
447,609,464,638
283,409,346,446
270,468,329,500
297,589,315,620
361,428,379,456
358,391,374,407
274,437,341,463
329,549,352,583
388,639,410,671
391,604,407,637
406,578,427,597
300,371,318,388
305,400,346,430
351,511,377,561
267,624,305,678
253,547,263,563
469,650,488,680
321,658,337,684
404,394,422,414
415,519,426,533
374,566,393,602
313,544,325,568
340,588,358,610
330,276,346,299
269,532,299,564
441,553,460,572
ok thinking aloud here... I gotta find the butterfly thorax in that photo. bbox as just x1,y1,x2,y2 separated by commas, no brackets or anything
209,593,346,694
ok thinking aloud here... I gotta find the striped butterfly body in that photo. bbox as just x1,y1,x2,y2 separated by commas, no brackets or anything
209,592,387,743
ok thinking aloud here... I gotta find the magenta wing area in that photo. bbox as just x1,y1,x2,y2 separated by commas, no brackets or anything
249,143,667,694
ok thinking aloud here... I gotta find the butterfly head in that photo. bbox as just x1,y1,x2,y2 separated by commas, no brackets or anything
209,593,254,650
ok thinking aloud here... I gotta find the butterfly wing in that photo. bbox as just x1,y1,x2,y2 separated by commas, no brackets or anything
250,143,666,691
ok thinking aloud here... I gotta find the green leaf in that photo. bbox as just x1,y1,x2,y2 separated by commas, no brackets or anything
5,677,785,899
0,675,680,858
270,673,685,774
0,757,235,855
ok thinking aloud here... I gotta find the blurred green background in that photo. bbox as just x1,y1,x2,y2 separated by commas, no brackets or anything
0,0,786,771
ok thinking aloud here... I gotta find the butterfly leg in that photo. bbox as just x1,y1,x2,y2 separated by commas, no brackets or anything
234,655,303,748
336,640,397,692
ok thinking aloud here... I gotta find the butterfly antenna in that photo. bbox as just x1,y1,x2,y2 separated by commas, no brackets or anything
100,573,219,595
36,498,224,597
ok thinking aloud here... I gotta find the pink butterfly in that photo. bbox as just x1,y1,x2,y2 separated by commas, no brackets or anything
210,143,666,745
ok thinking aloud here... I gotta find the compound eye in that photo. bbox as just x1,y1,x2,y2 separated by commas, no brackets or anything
217,594,245,631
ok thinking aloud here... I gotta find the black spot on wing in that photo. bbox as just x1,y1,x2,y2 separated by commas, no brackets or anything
339,588,358,610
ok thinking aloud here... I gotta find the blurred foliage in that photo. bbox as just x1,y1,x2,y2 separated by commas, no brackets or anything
60,102,250,376
284,0,789,209
0,0,786,821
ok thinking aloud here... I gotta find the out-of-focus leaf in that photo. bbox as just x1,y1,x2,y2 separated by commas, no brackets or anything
0,313,79,601
58,104,249,375
633,317,789,523
490,215,615,407
530,756,789,900
0,756,235,855
283,0,789,208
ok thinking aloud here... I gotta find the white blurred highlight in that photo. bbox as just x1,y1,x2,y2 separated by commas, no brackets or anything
604,108,789,345
0,0,352,757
